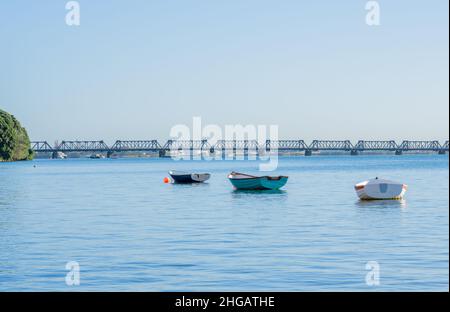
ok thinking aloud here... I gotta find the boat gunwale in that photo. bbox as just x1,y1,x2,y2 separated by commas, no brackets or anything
228,172,288,181
169,171,210,177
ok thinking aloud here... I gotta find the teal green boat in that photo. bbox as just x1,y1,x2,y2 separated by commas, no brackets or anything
228,172,288,190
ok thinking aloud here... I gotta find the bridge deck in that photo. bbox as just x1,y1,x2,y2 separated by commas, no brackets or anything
31,140,449,155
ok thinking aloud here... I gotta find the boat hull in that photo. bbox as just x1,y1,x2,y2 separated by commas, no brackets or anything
355,179,407,200
228,173,288,190
169,171,210,184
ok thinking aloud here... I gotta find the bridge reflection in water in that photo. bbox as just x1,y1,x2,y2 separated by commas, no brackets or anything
30,139,449,158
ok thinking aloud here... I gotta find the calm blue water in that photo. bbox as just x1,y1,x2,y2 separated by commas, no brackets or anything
0,155,448,291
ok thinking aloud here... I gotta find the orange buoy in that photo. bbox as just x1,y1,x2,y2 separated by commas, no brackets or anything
163,177,170,184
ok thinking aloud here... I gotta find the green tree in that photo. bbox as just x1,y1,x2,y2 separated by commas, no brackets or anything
0,109,34,161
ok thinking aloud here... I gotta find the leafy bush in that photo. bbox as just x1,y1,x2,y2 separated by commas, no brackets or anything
0,109,34,161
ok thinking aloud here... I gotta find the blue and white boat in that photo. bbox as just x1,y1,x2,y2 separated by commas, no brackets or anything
228,172,288,190
355,177,407,200
169,171,211,184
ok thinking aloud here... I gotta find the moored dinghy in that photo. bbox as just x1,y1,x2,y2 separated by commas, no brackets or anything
169,171,211,184
228,172,288,190
355,177,407,200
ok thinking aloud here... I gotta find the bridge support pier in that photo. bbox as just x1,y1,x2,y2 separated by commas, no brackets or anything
107,151,114,158
218,149,225,160
438,150,447,155
305,150,312,156
159,150,167,158
395,150,403,155
350,150,359,156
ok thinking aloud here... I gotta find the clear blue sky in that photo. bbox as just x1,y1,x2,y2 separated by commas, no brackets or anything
0,0,448,143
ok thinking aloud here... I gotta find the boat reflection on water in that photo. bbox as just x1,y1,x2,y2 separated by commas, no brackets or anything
231,189,288,203
232,189,287,195
170,182,211,189
355,199,407,209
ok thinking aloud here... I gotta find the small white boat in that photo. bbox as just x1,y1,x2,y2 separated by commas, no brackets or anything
355,178,407,200
53,151,67,159
168,171,211,184
90,154,105,159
